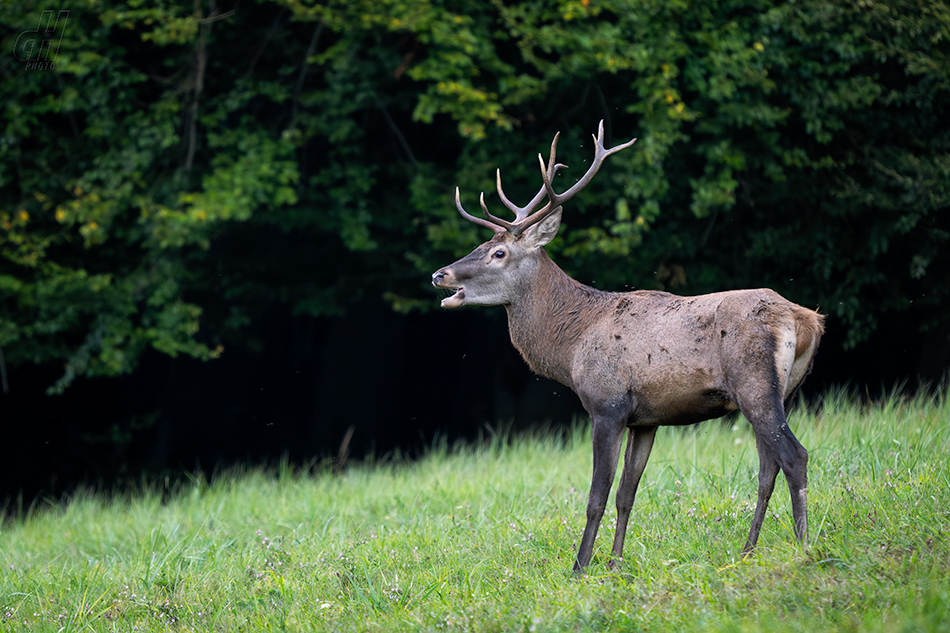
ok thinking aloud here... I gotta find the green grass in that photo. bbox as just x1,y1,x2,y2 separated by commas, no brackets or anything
2,388,949,632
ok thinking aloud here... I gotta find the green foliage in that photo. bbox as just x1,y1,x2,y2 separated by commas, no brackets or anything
2,389,949,631
2,0,948,388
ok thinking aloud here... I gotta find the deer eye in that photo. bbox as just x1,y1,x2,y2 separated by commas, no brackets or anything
492,249,506,259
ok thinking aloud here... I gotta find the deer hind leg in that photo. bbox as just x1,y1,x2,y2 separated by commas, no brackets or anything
610,425,657,567
773,329,811,545
742,397,809,554
574,415,626,573
743,432,780,554
726,321,810,553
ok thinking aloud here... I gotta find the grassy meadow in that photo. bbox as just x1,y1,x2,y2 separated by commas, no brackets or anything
2,389,949,632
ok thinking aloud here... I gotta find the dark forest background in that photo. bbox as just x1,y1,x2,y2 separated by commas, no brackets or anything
2,0,948,504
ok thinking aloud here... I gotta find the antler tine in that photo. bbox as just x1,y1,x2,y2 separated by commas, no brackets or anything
479,192,518,232
504,132,568,236
556,120,637,204
509,120,637,236
504,132,569,235
456,187,506,234
495,169,547,223
456,121,636,237
494,131,567,228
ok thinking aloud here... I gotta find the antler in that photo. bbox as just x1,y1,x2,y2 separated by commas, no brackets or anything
454,120,637,236
455,188,506,233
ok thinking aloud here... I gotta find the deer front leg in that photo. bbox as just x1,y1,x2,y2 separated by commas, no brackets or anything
574,416,625,574
610,425,657,567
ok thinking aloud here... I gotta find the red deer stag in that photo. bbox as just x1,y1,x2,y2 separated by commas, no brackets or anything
431,121,824,573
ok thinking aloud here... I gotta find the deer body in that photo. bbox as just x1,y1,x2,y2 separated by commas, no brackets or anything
432,123,823,572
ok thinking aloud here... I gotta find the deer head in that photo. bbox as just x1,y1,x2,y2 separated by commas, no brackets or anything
432,121,637,308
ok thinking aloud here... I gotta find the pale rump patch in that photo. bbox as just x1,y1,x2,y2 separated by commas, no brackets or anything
787,338,817,398
774,327,798,399
786,308,825,399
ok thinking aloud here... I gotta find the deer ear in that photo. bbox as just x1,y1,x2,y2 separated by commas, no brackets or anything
522,208,562,249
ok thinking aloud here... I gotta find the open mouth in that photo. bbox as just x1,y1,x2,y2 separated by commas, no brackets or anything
440,286,465,308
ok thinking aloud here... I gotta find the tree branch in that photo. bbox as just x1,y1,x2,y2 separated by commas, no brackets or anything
246,9,288,78
293,20,325,97
378,102,418,169
184,0,213,172
0,344,8,394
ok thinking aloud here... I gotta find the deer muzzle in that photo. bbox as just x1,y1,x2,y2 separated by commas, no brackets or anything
431,269,465,308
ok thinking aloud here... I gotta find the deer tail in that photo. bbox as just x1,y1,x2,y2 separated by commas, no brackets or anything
793,308,825,360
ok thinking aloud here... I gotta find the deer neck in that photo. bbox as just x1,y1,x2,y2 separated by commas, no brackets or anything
504,250,609,389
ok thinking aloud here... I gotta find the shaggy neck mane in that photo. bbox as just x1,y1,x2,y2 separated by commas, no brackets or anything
504,250,611,388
